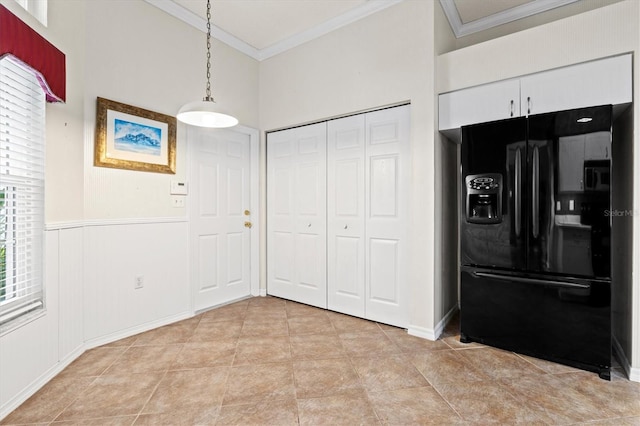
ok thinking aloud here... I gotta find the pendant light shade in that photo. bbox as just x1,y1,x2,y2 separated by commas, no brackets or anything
177,0,237,128
177,100,238,128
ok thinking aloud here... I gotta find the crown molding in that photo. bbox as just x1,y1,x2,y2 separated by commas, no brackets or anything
144,0,260,59
440,0,579,38
258,0,404,60
146,0,404,61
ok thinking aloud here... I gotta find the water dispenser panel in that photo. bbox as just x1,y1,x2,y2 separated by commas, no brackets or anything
465,174,503,224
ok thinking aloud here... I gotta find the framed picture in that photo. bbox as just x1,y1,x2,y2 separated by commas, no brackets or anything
94,97,176,174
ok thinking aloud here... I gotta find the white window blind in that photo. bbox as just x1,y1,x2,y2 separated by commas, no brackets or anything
0,56,46,327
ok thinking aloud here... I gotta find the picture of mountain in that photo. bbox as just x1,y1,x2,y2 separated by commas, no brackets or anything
114,118,162,156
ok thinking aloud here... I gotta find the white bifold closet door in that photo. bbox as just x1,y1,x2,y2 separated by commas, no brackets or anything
267,123,328,308
267,104,409,327
328,105,410,327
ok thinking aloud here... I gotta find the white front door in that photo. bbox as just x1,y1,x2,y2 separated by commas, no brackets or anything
190,127,253,312
267,123,327,308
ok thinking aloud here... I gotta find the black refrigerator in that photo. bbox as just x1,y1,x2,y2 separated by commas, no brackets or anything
460,105,612,380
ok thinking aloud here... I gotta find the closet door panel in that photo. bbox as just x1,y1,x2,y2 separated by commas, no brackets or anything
267,123,327,308
327,115,366,317
365,105,410,327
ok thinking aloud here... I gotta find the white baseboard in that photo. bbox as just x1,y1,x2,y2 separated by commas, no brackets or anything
0,345,84,421
259,288,267,296
407,304,458,342
407,324,436,341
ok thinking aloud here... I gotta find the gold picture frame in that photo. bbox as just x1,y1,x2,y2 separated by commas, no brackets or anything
94,97,176,174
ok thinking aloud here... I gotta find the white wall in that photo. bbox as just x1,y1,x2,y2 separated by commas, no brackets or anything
0,0,260,418
436,0,640,379
0,0,87,417
259,0,438,337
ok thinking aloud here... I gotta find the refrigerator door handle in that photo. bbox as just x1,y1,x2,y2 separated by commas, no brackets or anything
532,145,540,238
515,148,522,237
473,272,590,289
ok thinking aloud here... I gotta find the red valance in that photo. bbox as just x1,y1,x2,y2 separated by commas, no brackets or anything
0,4,65,103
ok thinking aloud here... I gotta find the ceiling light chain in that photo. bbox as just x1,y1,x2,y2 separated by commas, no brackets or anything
205,0,212,102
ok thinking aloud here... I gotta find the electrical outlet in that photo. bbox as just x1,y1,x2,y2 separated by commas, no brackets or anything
135,275,144,289
171,196,185,208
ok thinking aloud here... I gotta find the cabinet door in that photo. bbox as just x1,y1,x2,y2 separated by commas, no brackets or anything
439,78,520,130
267,123,327,308
327,114,366,318
521,54,632,116
365,105,410,327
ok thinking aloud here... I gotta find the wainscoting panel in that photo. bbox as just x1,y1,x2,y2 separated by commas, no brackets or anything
58,227,85,361
83,221,190,342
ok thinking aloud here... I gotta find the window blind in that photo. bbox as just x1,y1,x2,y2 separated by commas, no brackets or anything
0,56,45,326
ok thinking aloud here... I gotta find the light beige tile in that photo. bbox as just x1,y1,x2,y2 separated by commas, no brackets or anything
199,305,247,324
457,346,546,379
297,390,379,426
328,312,382,333
133,407,218,425
368,386,464,425
1,376,95,424
285,301,327,318
435,379,554,424
240,317,289,337
189,320,243,342
338,331,400,357
171,339,237,370
409,349,490,388
288,314,335,335
55,373,163,421
222,362,295,406
233,335,291,365
57,347,126,378
546,371,640,419
498,372,611,424
142,367,229,414
350,354,429,393
216,397,298,425
290,333,346,360
293,358,363,398
51,415,137,425
133,322,197,346
103,344,182,375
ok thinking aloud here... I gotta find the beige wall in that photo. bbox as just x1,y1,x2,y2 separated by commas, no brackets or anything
259,0,438,333
437,0,639,375
83,0,259,221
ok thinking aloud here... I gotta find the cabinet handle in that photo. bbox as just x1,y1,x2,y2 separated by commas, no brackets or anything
344,225,348,230
527,96,531,115
510,100,514,117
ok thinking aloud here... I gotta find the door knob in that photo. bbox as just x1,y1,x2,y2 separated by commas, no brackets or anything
244,210,250,216
244,221,252,228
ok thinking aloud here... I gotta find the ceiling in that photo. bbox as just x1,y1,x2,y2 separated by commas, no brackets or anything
146,0,601,60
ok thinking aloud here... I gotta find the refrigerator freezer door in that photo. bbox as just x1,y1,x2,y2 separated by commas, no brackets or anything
460,266,611,379
461,118,527,270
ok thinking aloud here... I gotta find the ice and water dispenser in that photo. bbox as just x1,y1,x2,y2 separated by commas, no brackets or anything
465,174,502,224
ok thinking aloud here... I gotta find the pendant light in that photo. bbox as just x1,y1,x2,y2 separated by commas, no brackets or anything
177,0,238,128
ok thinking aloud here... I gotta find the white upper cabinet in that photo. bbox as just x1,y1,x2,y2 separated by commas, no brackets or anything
439,54,632,134
439,78,520,131
520,54,632,116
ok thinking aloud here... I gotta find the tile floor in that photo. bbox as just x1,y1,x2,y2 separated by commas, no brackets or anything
2,296,640,425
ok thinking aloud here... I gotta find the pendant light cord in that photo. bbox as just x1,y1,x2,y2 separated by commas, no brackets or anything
204,0,214,102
